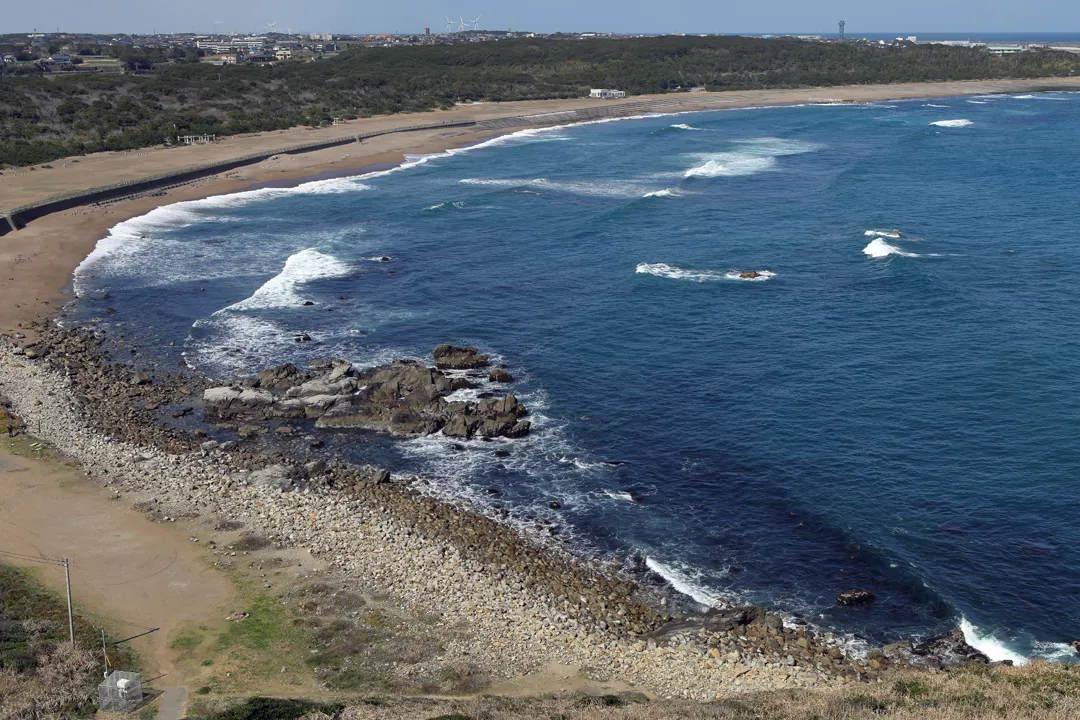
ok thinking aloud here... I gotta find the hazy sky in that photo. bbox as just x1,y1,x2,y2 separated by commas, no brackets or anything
6,0,1080,36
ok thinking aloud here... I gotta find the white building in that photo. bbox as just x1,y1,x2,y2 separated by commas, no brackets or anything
589,89,626,99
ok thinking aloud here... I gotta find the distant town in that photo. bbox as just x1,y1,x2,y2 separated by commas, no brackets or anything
4,27,1079,75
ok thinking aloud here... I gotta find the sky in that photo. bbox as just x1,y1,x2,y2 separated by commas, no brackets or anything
5,0,1079,36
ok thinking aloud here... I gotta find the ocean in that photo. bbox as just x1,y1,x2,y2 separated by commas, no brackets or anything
71,91,1080,664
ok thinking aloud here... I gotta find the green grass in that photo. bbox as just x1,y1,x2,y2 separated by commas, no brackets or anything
0,561,137,670
170,631,204,650
190,697,342,720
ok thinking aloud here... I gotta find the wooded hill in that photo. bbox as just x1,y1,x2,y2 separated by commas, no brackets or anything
3,35,1078,167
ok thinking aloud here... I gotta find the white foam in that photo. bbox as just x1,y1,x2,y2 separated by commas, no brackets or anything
642,188,681,198
967,100,989,104
863,239,919,258
645,557,724,608
219,249,352,312
671,123,704,131
930,119,974,128
864,229,903,239
923,104,950,108
685,154,777,178
459,177,646,198
959,617,1028,665
684,137,820,179
636,262,773,282
1030,640,1078,663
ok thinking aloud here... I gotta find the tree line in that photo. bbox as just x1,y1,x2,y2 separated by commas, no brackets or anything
2,35,1078,167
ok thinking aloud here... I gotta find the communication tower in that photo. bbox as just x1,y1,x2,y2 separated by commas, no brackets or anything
839,20,846,40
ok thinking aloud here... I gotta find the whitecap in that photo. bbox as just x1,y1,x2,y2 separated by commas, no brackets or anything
959,617,1028,665
671,123,704,131
967,100,989,104
642,188,681,198
645,557,724,608
684,137,821,179
636,262,725,281
864,229,903,239
923,104,950,108
930,119,974,128
459,177,646,198
219,249,352,312
863,239,919,258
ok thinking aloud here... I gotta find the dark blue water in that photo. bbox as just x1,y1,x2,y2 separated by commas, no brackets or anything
72,92,1080,662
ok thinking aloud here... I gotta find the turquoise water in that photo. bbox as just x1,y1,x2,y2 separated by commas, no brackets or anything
72,92,1080,662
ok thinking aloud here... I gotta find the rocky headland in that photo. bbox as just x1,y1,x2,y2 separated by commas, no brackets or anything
0,323,1004,699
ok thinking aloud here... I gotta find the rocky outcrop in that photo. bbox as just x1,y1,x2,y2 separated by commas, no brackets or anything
203,351,530,441
433,344,489,370
911,630,991,666
489,368,513,383
837,590,876,606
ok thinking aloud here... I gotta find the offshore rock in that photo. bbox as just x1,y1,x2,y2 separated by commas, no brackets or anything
433,344,490,369
489,368,513,383
838,589,876,606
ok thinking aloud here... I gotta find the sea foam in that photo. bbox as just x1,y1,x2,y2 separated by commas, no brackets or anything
220,248,352,312
636,263,774,282
862,239,919,258
684,138,821,178
930,119,974,128
959,617,1028,665
645,557,725,608
671,123,704,131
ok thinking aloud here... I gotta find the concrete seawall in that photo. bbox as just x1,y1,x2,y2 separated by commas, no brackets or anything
0,120,479,237
0,97,706,238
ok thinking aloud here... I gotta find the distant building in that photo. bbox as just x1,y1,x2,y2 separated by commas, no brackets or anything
423,28,431,36
987,45,1024,55
202,54,238,65
590,88,626,99
274,48,293,60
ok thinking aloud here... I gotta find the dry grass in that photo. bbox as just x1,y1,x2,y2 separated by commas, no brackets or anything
0,645,99,720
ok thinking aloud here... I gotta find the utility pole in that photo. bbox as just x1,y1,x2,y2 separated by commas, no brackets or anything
64,558,75,650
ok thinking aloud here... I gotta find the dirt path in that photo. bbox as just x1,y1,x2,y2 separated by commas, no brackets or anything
0,443,233,685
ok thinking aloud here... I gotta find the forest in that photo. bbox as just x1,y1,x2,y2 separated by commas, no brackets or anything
2,35,1078,167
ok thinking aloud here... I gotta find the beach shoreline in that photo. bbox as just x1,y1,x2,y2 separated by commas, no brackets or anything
4,76,1080,341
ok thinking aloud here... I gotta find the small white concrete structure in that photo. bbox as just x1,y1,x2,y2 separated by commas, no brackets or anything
589,88,626,99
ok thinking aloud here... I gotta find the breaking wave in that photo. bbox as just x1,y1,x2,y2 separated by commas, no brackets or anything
459,177,647,198
645,557,725,608
219,249,353,312
865,229,903,239
863,239,920,258
671,123,704,131
684,137,821,178
959,617,1028,665
642,188,682,198
931,119,974,128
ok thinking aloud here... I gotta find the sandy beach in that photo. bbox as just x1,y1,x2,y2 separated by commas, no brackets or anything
3,76,1080,341
5,77,1080,715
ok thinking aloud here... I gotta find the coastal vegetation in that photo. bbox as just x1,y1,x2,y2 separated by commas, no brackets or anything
0,561,138,718
2,35,1079,166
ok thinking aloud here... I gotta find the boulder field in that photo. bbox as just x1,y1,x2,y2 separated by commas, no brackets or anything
203,346,529,441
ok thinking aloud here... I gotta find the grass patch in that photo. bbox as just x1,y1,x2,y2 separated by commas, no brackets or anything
139,703,160,720
0,561,137,670
170,631,204,650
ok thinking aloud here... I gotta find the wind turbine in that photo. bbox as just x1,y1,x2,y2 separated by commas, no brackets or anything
458,17,468,32
445,17,453,33
471,15,482,30
266,21,277,34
